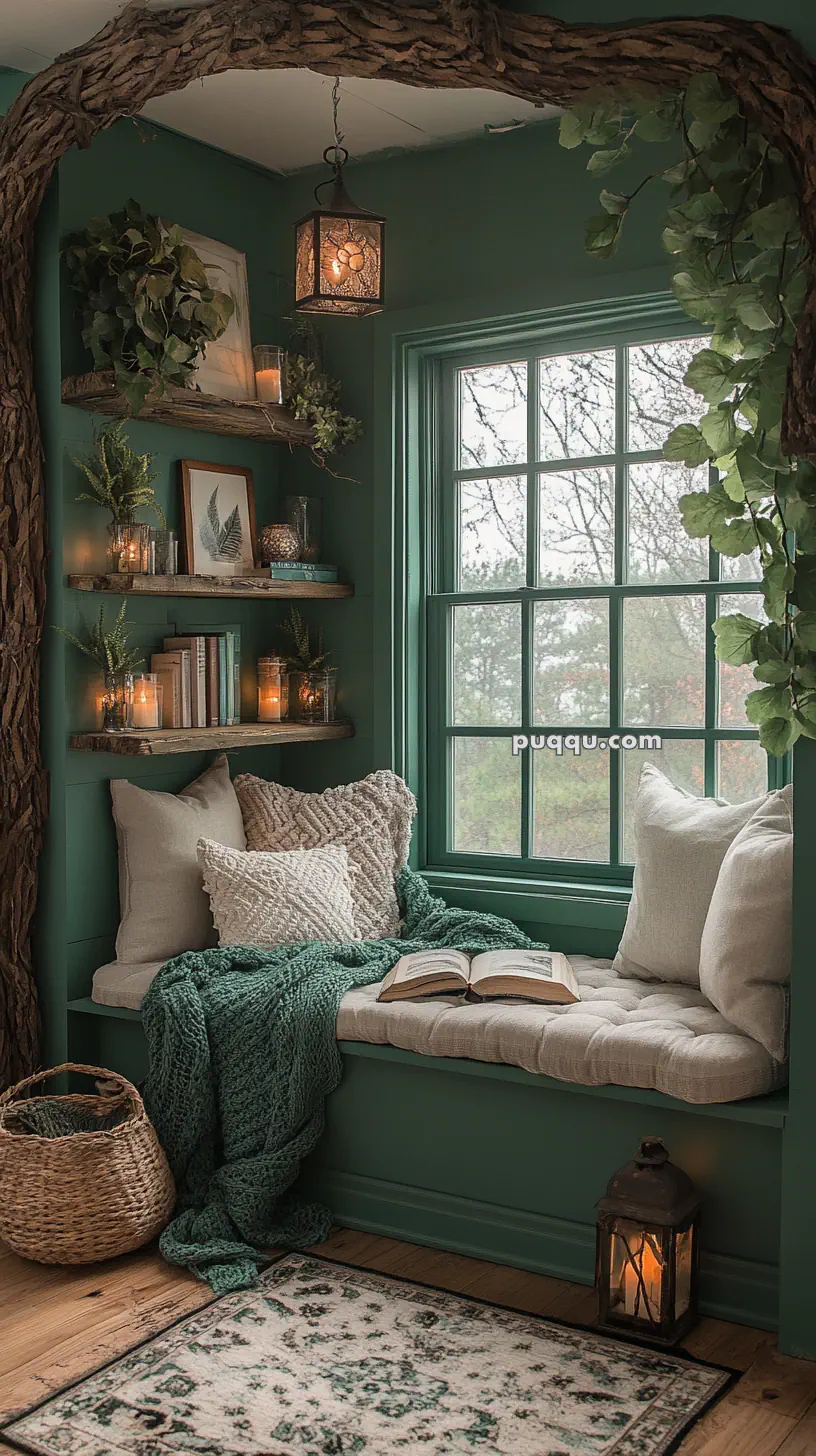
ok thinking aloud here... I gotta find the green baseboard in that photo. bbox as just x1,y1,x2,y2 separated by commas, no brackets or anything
301,1167,778,1332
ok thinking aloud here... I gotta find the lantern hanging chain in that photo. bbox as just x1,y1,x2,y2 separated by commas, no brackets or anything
331,76,344,155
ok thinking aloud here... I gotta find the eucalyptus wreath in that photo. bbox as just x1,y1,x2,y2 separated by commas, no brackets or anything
560,73,812,755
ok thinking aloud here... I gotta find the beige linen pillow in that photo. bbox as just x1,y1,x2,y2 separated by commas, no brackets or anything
613,764,768,986
699,787,792,1061
234,770,417,939
111,754,246,963
197,839,358,949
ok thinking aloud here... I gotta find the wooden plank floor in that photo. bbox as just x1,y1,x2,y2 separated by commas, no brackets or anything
1,1229,814,1454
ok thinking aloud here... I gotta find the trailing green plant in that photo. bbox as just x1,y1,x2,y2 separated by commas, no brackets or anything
280,606,331,672
284,352,363,460
55,601,143,676
559,75,813,755
64,198,235,415
73,421,164,526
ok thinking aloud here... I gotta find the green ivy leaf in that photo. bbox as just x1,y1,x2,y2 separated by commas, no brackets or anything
793,612,816,651
731,283,777,332
710,517,756,556
712,612,763,665
584,215,622,258
587,145,631,174
759,716,801,755
749,197,800,249
683,348,735,404
559,111,587,149
700,404,742,456
664,423,711,466
599,189,629,215
685,72,740,124
754,630,793,682
745,684,793,724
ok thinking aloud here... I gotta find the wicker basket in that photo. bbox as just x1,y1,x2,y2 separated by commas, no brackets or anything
0,1063,176,1265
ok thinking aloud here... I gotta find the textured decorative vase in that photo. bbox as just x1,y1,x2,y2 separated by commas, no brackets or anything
108,522,150,574
259,523,301,564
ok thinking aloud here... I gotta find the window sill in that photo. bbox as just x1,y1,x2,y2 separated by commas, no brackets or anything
421,866,630,932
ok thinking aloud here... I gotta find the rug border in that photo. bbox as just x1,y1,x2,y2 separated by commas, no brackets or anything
0,1248,741,1456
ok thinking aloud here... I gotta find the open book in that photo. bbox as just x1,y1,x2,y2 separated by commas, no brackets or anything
378,949,580,1004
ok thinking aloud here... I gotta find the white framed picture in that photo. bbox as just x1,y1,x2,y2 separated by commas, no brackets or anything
179,227,255,401
180,460,258,577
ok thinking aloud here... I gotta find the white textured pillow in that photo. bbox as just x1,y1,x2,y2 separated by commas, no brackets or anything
111,754,246,963
614,764,768,986
197,839,358,949
699,787,792,1061
234,770,417,939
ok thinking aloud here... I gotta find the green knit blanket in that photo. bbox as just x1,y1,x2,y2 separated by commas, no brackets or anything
143,868,543,1294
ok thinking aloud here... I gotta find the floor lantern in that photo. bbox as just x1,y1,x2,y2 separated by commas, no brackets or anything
596,1137,701,1347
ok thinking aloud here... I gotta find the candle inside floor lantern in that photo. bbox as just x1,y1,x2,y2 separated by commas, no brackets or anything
129,673,163,730
254,345,285,405
257,656,288,723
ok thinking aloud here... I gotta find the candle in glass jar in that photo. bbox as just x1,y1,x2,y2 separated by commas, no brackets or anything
256,368,282,403
257,657,288,723
129,674,162,730
253,345,285,405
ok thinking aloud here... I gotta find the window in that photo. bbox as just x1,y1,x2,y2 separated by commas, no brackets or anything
426,328,782,880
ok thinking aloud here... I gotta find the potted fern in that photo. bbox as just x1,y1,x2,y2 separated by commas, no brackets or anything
57,602,144,732
74,421,164,573
281,607,336,724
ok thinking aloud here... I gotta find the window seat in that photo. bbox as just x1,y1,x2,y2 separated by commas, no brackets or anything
91,954,786,1107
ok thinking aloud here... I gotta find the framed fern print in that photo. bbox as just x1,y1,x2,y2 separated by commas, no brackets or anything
180,460,258,577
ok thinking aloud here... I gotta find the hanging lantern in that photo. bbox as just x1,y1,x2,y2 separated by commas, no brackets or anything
294,80,385,317
596,1137,701,1347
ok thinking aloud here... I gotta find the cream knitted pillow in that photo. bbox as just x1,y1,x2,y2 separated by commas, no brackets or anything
234,770,417,939
197,839,358,950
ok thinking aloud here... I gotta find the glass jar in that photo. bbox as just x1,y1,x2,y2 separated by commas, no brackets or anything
253,345,286,404
284,495,322,563
108,522,150,574
101,670,133,733
259,523,301,564
290,667,337,724
257,656,289,722
148,528,178,576
128,673,163,730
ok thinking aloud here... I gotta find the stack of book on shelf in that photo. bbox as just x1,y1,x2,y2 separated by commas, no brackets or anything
250,562,339,584
151,631,241,729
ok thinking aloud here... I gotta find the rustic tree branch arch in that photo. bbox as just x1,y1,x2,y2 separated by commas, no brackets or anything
1,0,815,1086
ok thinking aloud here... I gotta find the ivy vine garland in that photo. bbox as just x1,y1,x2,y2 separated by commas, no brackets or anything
560,73,813,756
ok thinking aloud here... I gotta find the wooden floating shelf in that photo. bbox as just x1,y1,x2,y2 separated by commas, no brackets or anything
69,721,354,757
62,371,316,446
67,573,354,600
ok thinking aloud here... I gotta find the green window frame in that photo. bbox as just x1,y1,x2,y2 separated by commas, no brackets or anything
424,320,786,885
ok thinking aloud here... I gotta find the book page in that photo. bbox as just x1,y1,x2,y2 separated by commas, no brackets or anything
470,950,561,983
385,949,471,987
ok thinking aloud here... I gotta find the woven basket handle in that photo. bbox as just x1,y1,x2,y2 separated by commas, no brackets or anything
0,1063,144,1123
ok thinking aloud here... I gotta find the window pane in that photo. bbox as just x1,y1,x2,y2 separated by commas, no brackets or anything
534,600,609,726
717,592,765,727
623,596,706,726
452,603,521,726
720,550,763,583
717,740,768,801
453,738,521,855
458,362,527,469
621,741,705,862
533,748,609,862
458,476,526,591
627,462,709,584
627,335,708,452
538,347,616,461
538,468,614,585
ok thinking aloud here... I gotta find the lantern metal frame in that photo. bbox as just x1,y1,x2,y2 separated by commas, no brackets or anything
595,1137,701,1348
294,145,385,317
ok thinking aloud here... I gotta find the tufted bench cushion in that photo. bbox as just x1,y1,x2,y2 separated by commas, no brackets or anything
92,954,786,1105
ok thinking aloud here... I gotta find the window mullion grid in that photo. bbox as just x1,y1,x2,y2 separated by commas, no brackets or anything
705,590,718,797
520,354,538,859
609,343,627,865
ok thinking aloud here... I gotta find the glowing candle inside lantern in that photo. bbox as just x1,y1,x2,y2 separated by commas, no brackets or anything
129,675,162,730
257,658,288,723
622,1233,663,1320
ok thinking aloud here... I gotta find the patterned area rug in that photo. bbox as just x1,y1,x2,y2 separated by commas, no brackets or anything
3,1254,734,1456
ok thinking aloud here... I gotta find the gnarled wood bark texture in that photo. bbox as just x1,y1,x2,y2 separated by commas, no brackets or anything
0,0,815,1087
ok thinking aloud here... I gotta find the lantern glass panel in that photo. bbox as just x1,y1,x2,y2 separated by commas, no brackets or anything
608,1217,665,1327
319,215,382,303
295,219,315,302
675,1225,694,1319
